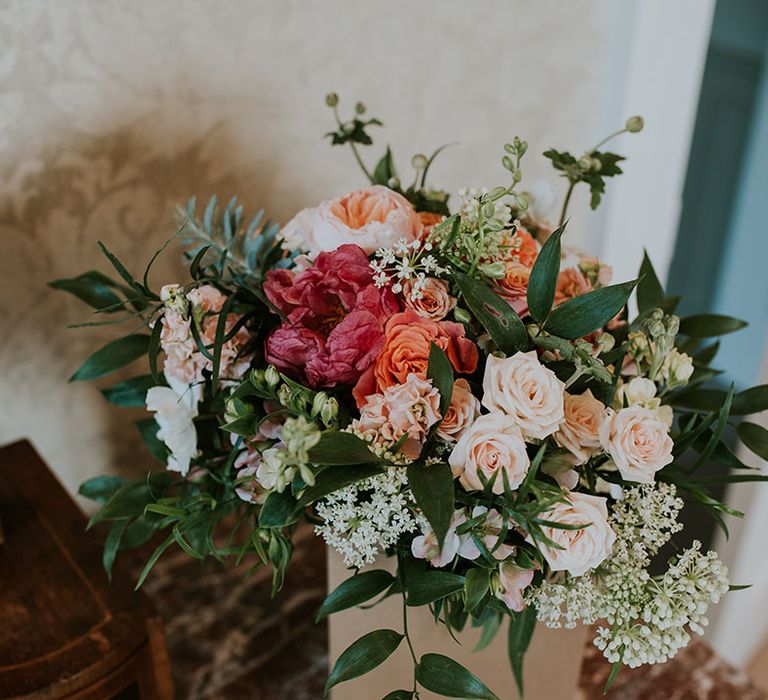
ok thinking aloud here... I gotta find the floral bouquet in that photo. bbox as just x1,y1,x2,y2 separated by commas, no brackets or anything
54,95,768,699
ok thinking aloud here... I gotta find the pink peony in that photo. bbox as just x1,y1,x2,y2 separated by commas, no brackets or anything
263,244,399,389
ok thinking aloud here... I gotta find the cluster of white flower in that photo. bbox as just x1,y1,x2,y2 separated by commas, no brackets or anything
528,483,729,667
370,237,447,301
457,187,512,227
315,467,422,568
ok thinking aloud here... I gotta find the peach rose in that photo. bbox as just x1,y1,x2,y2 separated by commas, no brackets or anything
353,309,478,407
402,277,457,320
497,262,531,316
507,229,539,267
598,406,674,483
448,412,530,495
298,186,423,255
495,563,535,612
436,378,481,442
482,351,565,440
353,373,441,460
554,267,591,306
553,390,607,465
419,211,444,235
535,492,615,576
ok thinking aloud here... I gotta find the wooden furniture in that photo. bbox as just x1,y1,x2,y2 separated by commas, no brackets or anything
0,440,173,699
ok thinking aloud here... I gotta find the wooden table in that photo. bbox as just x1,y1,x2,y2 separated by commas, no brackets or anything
0,440,173,699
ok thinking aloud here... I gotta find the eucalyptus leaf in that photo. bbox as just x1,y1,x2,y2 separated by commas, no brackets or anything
415,653,499,700
317,570,396,621
70,334,150,382
545,279,637,339
324,629,403,695
527,224,565,322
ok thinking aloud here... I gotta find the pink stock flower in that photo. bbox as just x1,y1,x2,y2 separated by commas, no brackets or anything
263,244,399,389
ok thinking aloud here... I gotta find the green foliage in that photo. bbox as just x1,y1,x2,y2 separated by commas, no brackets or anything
737,422,768,460
637,250,665,313
527,224,565,322
324,629,403,695
679,314,748,337
427,343,454,416
101,375,158,407
259,490,300,528
317,569,396,621
307,431,380,465
455,272,527,354
415,654,499,700
49,270,123,311
70,334,150,381
543,148,625,210
545,279,637,339
407,462,455,549
405,570,464,607
508,605,537,696
79,475,129,504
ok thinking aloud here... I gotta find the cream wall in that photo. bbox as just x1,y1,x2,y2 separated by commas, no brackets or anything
1,0,636,500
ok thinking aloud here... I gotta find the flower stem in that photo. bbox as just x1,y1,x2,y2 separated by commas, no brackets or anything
398,548,420,697
558,180,576,227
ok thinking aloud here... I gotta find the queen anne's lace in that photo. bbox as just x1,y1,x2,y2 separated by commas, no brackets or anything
528,483,729,667
315,467,422,568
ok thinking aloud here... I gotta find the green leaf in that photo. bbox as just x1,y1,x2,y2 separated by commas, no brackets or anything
317,569,396,621
136,418,168,462
259,490,300,528
372,147,397,186
737,422,768,460
382,691,413,700
407,462,454,549
732,385,768,415
307,431,380,465
508,605,537,696
148,316,163,384
97,240,151,298
78,475,128,504
527,224,565,322
406,571,464,607
428,343,454,416
464,567,490,613
324,629,403,695
297,464,383,507
636,250,665,313
415,653,498,699
49,271,123,311
89,475,172,526
670,387,727,412
455,272,527,355
103,519,128,581
545,279,637,339
70,334,150,381
604,657,623,694
135,533,174,589
693,341,720,366
210,292,235,396
679,314,748,337
100,375,156,407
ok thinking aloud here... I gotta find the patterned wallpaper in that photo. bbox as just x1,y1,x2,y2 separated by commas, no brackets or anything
0,0,607,501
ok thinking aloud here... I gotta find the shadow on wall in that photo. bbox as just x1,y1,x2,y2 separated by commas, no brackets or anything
0,122,272,500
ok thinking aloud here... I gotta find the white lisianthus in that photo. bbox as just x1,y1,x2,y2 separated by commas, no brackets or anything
145,386,199,476
599,406,674,483
482,351,565,439
411,510,478,568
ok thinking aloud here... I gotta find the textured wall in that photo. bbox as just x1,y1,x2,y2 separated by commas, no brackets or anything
0,0,609,501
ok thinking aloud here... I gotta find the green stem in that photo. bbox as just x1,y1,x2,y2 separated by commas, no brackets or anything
558,180,576,227
467,201,486,276
398,549,420,697
333,105,374,184
591,127,627,153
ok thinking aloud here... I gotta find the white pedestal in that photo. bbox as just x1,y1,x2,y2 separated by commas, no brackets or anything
327,550,587,700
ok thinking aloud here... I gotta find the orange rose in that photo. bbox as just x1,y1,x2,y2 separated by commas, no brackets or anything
496,262,531,316
419,211,444,235
555,267,591,306
507,229,538,267
353,309,478,407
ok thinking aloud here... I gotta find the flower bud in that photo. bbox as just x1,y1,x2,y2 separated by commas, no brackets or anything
387,176,401,189
311,391,329,418
320,397,339,427
502,155,514,171
478,261,507,279
325,92,339,107
411,153,428,170
264,365,281,389
454,307,472,324
578,156,592,171
355,101,366,114
626,115,644,133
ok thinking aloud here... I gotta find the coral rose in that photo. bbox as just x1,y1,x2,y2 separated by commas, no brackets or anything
353,309,478,407
482,351,565,439
436,378,481,442
553,390,607,465
449,412,530,495
282,186,423,255
554,267,591,306
535,492,615,576
402,277,456,320
497,262,531,317
598,406,674,483
507,229,538,267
